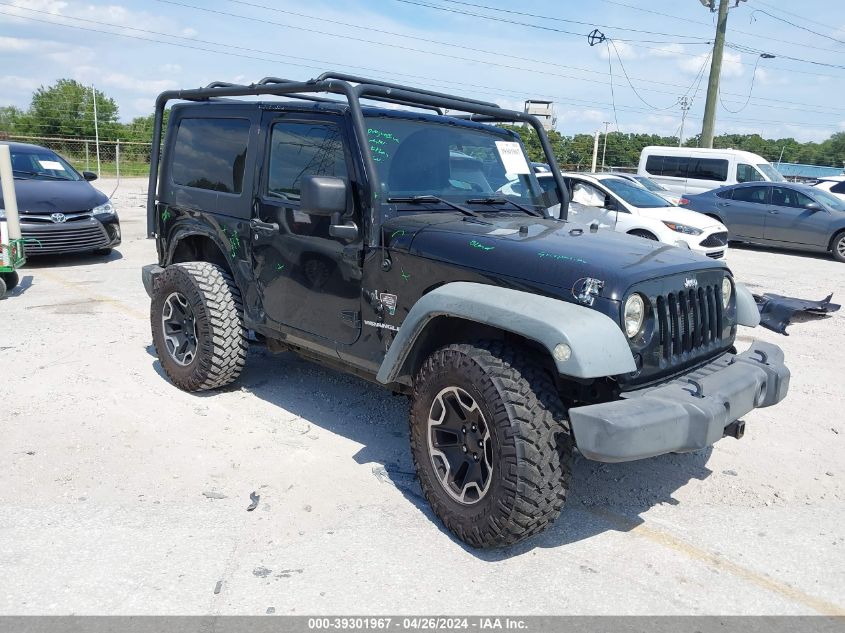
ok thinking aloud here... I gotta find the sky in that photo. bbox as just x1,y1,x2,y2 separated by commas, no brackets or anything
1,0,844,143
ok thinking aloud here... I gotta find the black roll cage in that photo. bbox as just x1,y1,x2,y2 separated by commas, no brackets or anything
147,71,570,244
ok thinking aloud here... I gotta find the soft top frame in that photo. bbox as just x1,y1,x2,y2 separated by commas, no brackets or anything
147,71,569,243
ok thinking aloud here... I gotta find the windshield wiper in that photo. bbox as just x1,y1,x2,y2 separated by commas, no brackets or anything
387,195,481,218
12,169,71,181
465,197,543,218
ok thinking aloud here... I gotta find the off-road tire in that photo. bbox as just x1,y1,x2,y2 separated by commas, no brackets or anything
151,262,247,391
0,275,6,299
410,340,573,548
832,231,845,263
1,270,18,292
629,229,658,241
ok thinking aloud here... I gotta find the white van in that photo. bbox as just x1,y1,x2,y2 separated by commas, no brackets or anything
638,146,785,196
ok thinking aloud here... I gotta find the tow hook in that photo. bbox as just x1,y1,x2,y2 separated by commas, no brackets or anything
724,420,746,440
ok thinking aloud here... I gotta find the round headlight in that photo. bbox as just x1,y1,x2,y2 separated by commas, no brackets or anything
624,294,645,339
722,277,732,308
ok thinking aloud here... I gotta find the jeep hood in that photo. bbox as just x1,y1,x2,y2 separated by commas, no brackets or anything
384,213,727,301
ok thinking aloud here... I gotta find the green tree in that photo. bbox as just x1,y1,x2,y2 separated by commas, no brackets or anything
26,79,120,139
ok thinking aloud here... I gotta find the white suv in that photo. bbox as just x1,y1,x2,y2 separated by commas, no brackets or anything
503,172,729,259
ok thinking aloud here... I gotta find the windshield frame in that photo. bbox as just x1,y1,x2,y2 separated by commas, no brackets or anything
364,113,555,215
598,176,673,208
9,147,82,182
632,175,667,192
810,187,845,211
756,163,785,183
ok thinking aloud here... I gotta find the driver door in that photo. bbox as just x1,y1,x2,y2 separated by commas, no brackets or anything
252,113,363,345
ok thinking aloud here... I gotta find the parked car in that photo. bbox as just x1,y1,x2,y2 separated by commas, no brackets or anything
608,172,683,205
0,142,120,256
810,176,845,202
502,172,728,258
680,181,845,262
638,146,784,196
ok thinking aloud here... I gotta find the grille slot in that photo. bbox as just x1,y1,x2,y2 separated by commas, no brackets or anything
657,283,723,361
22,223,109,255
701,231,728,247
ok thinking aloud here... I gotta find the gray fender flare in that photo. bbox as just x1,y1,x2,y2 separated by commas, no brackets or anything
375,282,636,385
735,282,760,327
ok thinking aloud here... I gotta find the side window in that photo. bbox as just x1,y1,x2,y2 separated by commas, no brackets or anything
645,155,663,175
171,118,250,193
831,181,845,194
715,188,733,199
571,182,605,207
732,186,768,204
688,158,728,182
645,154,688,177
737,163,762,183
266,121,348,201
770,186,812,208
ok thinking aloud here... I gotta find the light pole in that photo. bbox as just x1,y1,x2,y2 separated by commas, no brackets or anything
678,96,692,147
600,121,610,171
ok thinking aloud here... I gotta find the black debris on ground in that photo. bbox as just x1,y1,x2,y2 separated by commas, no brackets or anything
753,293,840,335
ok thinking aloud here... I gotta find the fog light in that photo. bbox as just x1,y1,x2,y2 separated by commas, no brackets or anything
553,343,571,362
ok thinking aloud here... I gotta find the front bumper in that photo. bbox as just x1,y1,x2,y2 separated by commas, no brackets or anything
569,340,789,462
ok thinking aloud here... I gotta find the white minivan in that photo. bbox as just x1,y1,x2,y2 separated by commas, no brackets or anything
638,146,785,196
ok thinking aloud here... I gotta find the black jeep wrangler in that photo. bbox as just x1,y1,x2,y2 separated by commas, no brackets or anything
142,73,789,548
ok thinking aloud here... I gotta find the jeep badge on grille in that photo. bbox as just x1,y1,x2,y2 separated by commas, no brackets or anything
684,277,698,289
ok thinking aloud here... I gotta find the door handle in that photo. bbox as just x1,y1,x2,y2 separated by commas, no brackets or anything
250,218,279,232
768,210,779,215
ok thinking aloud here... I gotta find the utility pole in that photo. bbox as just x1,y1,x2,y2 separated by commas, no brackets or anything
92,84,101,178
678,96,692,147
600,121,610,171
700,0,729,148
590,129,600,173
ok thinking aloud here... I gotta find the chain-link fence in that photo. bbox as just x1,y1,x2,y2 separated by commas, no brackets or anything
7,135,152,178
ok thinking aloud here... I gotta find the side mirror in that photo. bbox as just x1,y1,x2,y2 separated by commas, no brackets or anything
805,201,822,212
300,176,347,216
604,195,619,211
82,171,98,181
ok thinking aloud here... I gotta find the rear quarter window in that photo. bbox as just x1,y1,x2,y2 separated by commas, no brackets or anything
171,118,251,193
831,181,845,194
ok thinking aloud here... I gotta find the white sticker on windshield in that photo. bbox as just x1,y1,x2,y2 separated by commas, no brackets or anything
38,160,65,170
495,141,530,175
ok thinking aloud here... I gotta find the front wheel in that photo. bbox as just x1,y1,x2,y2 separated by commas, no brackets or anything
151,262,247,391
832,232,845,263
1,270,18,292
410,341,573,548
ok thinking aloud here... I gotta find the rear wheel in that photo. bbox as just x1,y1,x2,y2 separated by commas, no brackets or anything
410,340,573,548
0,275,6,299
151,262,247,391
832,232,845,263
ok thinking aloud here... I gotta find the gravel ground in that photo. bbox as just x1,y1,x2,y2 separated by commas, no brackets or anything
0,178,843,615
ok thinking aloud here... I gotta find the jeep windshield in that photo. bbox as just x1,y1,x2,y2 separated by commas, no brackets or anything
365,115,556,211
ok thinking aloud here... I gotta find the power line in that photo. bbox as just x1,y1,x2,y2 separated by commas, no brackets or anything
3,6,842,134
751,1,845,44
719,54,766,114
389,0,711,44
430,0,710,40
213,0,844,113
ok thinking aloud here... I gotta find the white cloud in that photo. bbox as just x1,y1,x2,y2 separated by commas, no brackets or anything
598,40,637,60
0,36,35,51
181,27,198,37
678,50,743,78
